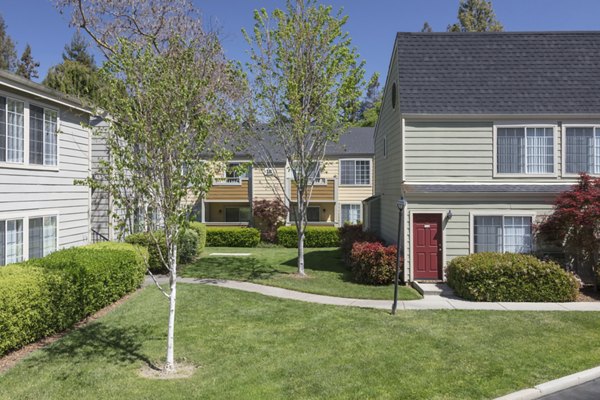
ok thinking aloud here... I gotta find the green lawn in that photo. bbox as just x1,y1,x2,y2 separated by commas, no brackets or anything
181,246,420,300
2,285,600,399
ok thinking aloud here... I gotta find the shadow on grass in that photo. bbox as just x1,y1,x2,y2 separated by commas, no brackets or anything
282,249,354,280
36,322,158,371
183,257,281,281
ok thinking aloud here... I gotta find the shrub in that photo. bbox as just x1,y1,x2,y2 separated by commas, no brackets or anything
189,222,207,253
206,227,260,247
339,223,380,265
0,243,145,356
349,242,398,285
446,252,579,302
277,226,341,248
253,199,288,242
125,230,198,273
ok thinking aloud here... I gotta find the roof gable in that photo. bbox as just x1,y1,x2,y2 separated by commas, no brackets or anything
396,32,600,115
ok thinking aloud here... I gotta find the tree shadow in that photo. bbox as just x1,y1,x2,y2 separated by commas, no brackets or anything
184,256,280,281
282,249,352,279
34,322,159,371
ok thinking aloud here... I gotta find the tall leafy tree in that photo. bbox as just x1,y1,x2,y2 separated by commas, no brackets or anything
0,15,17,72
16,44,40,80
58,0,249,374
447,0,503,32
44,31,100,100
244,0,364,275
356,72,381,127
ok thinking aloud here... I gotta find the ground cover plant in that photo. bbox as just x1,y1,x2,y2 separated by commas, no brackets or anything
182,247,420,300
2,285,600,399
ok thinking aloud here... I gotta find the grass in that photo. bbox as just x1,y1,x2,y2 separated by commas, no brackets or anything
2,285,600,399
181,246,421,300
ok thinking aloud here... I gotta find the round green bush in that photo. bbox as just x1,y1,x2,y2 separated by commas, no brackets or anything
446,252,579,302
189,222,207,252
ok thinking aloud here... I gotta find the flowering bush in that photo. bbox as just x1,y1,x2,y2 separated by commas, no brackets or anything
252,199,288,242
349,241,399,285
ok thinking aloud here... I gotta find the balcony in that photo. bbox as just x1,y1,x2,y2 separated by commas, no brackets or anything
206,177,250,201
290,178,336,202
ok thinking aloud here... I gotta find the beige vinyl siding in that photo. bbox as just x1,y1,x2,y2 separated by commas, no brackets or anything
403,195,555,281
404,121,493,181
252,166,286,200
0,108,91,249
374,44,403,241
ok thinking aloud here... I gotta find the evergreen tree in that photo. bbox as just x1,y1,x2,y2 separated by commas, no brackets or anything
447,0,503,32
16,44,40,80
421,22,433,32
355,72,381,127
63,30,95,68
0,15,17,72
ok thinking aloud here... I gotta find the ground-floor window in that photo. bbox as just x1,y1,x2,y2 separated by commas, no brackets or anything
341,204,361,224
29,216,57,259
473,215,532,253
0,219,23,265
225,207,251,223
290,205,320,222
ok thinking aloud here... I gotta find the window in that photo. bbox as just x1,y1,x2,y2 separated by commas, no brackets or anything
29,216,57,260
473,215,532,254
225,207,251,223
341,204,361,224
496,127,554,174
225,163,248,179
0,219,24,265
565,127,600,174
0,97,25,163
290,206,320,222
340,159,371,185
29,105,58,166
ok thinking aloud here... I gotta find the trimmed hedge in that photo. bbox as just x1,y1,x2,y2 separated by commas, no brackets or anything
277,226,340,248
125,229,198,273
349,241,398,285
447,252,579,302
189,222,207,253
206,227,260,247
0,243,146,356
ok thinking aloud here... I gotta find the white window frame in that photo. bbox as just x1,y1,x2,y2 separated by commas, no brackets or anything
469,211,536,254
0,90,60,171
341,203,362,225
562,123,600,177
29,103,59,167
492,123,558,178
339,158,372,186
0,211,59,266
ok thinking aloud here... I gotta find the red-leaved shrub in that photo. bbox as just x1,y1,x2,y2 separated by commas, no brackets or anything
349,241,399,285
252,199,288,242
339,223,380,265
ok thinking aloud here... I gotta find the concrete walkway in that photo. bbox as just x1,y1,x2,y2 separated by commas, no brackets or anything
146,276,600,311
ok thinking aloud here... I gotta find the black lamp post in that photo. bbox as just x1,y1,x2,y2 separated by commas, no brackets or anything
392,198,407,315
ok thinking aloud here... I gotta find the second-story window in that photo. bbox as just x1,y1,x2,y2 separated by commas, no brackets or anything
0,96,25,163
226,163,248,179
565,127,600,175
30,105,58,166
496,127,554,174
340,159,371,185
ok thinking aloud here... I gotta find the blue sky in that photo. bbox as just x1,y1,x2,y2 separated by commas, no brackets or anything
3,0,600,83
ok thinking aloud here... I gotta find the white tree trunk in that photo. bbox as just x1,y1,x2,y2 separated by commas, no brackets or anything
297,229,305,276
165,241,178,372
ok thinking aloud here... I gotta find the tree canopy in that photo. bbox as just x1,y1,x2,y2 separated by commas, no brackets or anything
0,15,17,72
16,44,40,80
447,0,503,32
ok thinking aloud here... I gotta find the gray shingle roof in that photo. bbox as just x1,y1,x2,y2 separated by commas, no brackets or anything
403,184,574,194
396,32,600,115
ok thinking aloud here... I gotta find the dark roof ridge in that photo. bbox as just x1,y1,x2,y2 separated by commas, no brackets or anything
397,31,600,36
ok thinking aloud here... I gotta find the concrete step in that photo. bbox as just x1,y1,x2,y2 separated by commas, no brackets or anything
411,282,454,297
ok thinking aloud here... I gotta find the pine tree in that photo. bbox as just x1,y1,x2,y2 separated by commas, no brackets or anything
447,0,503,32
63,30,95,68
421,22,433,32
0,15,17,72
16,44,40,80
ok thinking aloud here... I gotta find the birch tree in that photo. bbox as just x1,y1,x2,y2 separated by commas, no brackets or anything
58,0,248,373
244,0,364,276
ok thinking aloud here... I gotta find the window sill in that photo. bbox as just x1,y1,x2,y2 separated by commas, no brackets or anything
493,173,558,179
339,184,372,187
0,162,59,172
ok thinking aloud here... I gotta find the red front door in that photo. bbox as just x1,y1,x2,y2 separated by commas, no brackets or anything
412,213,443,280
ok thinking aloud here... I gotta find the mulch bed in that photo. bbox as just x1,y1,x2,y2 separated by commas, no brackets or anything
577,286,600,302
0,290,140,374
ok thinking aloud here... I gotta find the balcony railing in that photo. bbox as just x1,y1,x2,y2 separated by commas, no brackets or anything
214,177,242,185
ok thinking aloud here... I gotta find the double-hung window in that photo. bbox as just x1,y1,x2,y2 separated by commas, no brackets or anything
565,127,600,174
496,127,554,174
30,105,58,166
340,159,371,185
29,216,57,259
341,204,361,224
473,215,532,254
0,97,25,163
0,219,24,266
